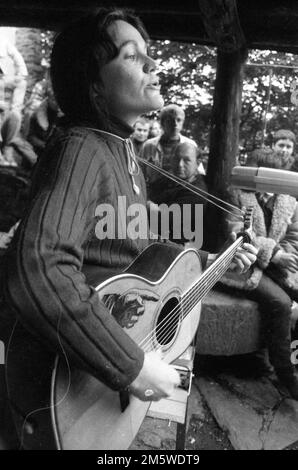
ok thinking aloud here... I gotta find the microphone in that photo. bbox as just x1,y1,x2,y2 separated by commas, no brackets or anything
231,166,298,197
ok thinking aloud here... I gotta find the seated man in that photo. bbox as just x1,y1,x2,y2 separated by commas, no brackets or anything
148,141,208,248
220,147,298,399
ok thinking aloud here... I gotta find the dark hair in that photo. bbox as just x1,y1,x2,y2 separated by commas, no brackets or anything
51,8,148,129
273,129,296,145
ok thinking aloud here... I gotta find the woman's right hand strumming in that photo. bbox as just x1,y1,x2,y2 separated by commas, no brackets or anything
129,351,181,401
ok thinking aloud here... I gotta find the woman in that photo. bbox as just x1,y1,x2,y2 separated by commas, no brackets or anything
2,9,256,410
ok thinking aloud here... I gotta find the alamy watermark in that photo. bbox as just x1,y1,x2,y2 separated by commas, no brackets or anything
94,196,203,248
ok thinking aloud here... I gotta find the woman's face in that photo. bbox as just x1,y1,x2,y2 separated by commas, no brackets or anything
100,20,164,125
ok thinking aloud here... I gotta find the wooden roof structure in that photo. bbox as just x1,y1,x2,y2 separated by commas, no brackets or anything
0,0,298,53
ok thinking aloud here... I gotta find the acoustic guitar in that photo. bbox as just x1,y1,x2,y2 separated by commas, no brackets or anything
6,210,252,450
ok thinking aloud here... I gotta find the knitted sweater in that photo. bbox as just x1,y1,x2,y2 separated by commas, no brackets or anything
3,121,208,391
4,122,151,391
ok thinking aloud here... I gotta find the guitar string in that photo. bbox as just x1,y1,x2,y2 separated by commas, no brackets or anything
150,248,239,352
140,158,244,216
136,158,249,351
138,160,248,346
148,214,253,349
85,126,244,219
138,237,242,352
141,243,240,352
142,244,240,352
139,158,244,219
140,240,239,345
138,239,240,350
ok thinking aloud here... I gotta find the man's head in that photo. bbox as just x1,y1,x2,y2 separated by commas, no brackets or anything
172,141,199,181
160,104,185,138
272,129,295,167
132,118,150,143
149,119,161,138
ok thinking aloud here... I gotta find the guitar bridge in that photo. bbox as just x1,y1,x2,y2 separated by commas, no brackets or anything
175,365,194,395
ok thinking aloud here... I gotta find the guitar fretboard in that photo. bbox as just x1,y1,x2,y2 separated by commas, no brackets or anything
181,236,243,314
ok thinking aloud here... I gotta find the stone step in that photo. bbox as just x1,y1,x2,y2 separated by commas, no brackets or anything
197,373,298,450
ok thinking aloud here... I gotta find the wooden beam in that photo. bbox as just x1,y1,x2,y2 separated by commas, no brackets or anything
204,47,248,251
207,47,247,192
1,1,298,53
198,0,246,51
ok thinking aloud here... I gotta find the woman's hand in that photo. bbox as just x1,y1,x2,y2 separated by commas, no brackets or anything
207,232,258,273
129,351,181,402
227,232,258,273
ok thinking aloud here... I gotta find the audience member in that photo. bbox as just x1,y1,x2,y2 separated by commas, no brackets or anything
26,83,61,158
220,147,298,399
149,141,208,248
148,119,161,139
271,129,295,170
0,34,27,153
141,103,197,188
22,76,48,138
131,117,150,156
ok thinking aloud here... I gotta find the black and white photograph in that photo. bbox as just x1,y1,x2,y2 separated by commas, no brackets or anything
0,0,298,455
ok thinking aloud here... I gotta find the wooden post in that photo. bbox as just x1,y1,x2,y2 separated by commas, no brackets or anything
204,47,248,250
207,47,247,192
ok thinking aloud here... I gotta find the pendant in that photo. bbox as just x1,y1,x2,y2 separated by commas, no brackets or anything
133,182,140,195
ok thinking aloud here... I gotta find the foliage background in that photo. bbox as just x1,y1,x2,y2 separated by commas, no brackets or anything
14,28,298,154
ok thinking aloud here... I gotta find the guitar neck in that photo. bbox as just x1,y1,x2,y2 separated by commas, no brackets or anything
184,236,244,305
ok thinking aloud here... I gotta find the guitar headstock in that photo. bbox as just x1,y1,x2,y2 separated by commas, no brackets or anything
237,206,253,243
243,206,253,231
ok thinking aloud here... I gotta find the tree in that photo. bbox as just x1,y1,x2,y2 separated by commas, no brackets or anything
149,39,298,152
14,28,298,153
149,40,217,147
240,50,298,150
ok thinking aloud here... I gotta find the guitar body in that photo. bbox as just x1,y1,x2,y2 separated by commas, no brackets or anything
6,243,203,450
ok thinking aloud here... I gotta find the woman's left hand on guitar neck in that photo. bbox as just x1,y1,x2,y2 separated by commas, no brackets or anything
206,232,258,273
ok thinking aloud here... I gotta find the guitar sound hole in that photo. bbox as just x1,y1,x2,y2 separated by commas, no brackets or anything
156,297,181,346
